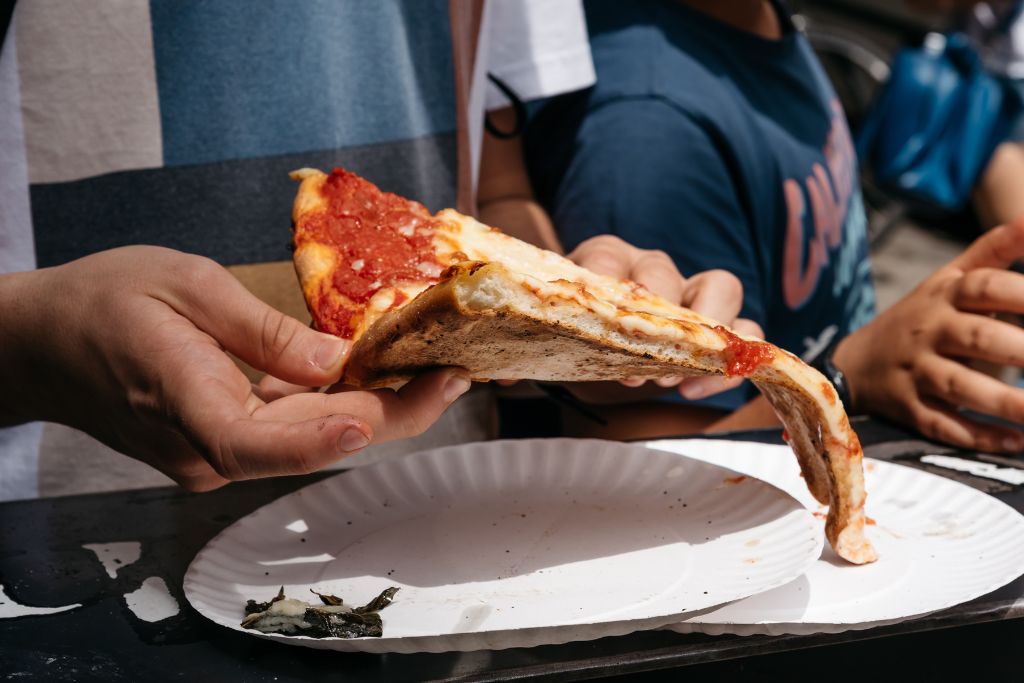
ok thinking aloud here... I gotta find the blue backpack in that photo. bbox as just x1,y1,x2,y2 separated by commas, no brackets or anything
856,30,1024,211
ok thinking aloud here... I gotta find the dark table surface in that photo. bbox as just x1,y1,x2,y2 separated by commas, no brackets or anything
2,417,1023,681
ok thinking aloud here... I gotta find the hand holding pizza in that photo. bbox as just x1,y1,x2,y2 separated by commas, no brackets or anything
834,219,1024,453
0,246,470,491
567,235,765,400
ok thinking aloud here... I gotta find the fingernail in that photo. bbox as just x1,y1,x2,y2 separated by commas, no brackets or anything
1002,436,1023,452
338,428,370,453
680,382,707,400
655,376,683,387
444,372,472,403
315,337,350,370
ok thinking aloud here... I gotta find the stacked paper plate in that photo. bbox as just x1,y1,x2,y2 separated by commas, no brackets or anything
647,439,1024,636
184,438,1024,652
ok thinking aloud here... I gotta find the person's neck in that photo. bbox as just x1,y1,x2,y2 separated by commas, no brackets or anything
677,0,783,40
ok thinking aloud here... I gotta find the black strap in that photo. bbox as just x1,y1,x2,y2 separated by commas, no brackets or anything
808,337,854,411
0,1,14,57
484,72,527,140
770,0,798,35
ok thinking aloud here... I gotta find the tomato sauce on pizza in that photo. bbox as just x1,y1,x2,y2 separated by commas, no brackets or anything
716,326,775,377
295,169,446,338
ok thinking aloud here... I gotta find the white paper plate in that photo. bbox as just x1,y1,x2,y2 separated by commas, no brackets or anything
185,439,822,653
645,439,1024,635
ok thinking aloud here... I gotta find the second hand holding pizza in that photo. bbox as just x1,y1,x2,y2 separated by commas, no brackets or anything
564,234,764,403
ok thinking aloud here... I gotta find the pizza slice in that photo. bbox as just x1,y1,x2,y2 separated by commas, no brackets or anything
290,167,877,565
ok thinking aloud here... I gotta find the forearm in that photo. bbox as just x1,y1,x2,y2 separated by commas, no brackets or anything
478,196,564,253
972,142,1024,230
703,395,781,432
477,105,564,253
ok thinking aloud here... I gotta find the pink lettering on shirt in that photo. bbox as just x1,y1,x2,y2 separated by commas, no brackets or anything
782,100,856,310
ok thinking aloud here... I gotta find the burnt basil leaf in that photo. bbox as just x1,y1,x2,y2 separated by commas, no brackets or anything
244,586,286,615
310,589,345,607
353,586,400,614
303,608,383,638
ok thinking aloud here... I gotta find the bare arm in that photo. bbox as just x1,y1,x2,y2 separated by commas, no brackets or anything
477,106,564,253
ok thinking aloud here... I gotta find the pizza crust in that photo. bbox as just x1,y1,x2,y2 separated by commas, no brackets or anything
347,262,720,386
290,168,329,219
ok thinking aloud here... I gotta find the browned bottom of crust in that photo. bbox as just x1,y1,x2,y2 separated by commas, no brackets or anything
342,272,710,388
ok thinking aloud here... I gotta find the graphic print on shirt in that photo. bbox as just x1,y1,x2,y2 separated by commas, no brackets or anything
781,100,875,356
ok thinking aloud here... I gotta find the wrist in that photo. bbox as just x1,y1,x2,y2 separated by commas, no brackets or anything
0,269,52,425
810,335,856,413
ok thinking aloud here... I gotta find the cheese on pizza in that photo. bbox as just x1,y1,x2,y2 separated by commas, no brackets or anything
290,167,877,565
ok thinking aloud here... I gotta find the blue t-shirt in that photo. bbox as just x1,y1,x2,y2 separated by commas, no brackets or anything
527,0,876,407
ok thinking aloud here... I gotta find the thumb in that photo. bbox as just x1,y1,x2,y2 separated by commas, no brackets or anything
165,260,350,386
954,216,1024,271
241,313,351,387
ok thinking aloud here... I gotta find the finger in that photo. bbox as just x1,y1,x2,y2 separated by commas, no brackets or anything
679,375,743,400
129,428,232,492
155,449,231,493
567,235,634,280
916,355,1024,428
679,270,743,325
160,257,351,387
936,310,1024,366
374,369,473,442
255,374,319,401
618,376,647,388
732,318,765,340
951,268,1024,316
907,397,1024,453
211,413,374,480
200,365,469,479
260,368,473,445
628,251,685,302
953,217,1024,271
172,371,372,480
174,470,231,492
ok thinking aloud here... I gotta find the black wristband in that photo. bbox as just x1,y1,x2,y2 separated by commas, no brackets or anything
809,339,853,410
